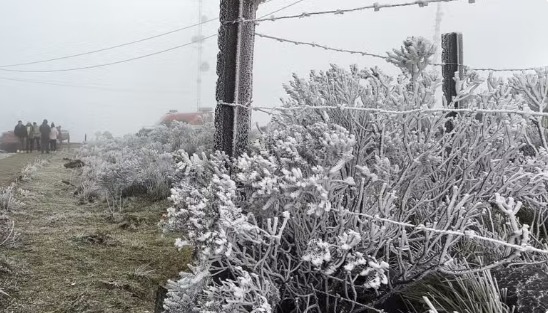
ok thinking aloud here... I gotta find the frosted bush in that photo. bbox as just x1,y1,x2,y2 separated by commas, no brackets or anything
165,112,548,312
0,185,23,212
0,185,20,253
163,263,210,313
20,158,48,182
76,122,214,207
164,38,548,312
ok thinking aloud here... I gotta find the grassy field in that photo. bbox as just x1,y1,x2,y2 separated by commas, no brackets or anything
0,153,40,187
0,152,191,313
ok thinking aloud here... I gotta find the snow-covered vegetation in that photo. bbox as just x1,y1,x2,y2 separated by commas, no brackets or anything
20,159,48,182
70,37,548,312
161,37,548,312
76,122,214,211
0,185,20,213
1,158,52,253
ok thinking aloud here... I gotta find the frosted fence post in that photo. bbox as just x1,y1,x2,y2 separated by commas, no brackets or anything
214,0,261,158
442,32,463,132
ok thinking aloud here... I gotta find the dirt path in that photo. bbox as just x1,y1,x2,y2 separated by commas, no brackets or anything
0,153,41,187
0,152,189,313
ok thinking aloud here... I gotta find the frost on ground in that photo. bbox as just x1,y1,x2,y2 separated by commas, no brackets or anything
0,153,36,187
0,152,190,313
0,154,14,161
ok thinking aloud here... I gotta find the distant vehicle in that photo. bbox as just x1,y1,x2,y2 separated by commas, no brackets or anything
159,108,213,126
0,131,18,153
58,129,70,144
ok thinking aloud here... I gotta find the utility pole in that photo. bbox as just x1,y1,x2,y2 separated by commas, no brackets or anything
214,0,261,158
442,32,463,132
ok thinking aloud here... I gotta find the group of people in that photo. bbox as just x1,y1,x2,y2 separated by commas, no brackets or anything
14,119,61,154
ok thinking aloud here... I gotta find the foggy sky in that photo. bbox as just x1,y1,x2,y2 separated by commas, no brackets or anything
0,0,547,142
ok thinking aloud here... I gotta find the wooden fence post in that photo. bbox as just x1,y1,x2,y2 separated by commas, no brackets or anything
214,0,261,158
154,285,168,313
442,32,463,132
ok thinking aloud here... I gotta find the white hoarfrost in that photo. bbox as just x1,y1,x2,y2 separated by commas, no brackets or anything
162,39,548,312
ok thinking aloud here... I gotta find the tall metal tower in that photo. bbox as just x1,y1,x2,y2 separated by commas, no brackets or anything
196,0,204,111
433,3,443,66
433,3,444,107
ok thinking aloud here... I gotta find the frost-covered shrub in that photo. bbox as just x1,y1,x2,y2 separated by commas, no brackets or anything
76,122,214,207
136,122,215,155
0,185,23,212
20,158,49,182
163,38,548,312
0,185,20,253
164,112,548,312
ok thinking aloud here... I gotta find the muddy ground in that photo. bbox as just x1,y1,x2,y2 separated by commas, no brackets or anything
0,151,190,313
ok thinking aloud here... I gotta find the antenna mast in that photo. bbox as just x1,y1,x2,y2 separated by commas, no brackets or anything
196,0,204,111
433,3,443,66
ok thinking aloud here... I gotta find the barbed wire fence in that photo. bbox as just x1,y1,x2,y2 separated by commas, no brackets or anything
4,0,545,300
213,0,548,282
220,4,548,160
216,0,548,154
0,0,543,74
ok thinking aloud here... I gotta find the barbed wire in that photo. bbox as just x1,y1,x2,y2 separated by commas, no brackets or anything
339,209,548,255
221,104,548,256
463,66,546,73
256,33,548,72
225,0,470,25
218,101,548,119
256,33,388,60
3,0,543,74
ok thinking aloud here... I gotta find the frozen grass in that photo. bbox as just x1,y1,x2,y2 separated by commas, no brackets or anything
0,154,14,161
404,269,514,313
0,152,191,312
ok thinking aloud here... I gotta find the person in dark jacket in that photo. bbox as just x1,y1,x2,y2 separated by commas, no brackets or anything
14,120,28,153
39,119,51,154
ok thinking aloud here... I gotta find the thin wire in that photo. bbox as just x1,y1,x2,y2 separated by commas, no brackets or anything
0,0,306,74
0,19,220,68
257,33,548,72
0,0,281,69
3,0,538,73
225,0,466,25
0,76,185,94
258,0,308,17
0,35,217,73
